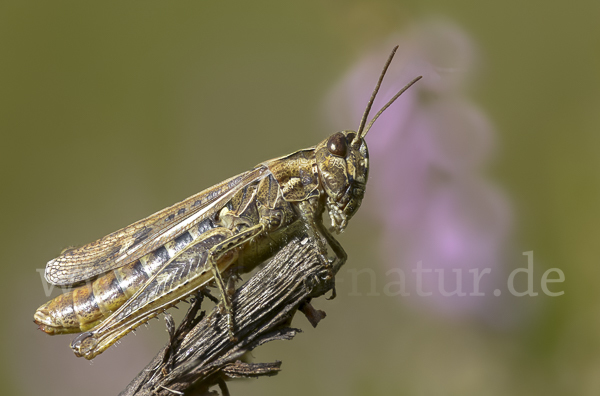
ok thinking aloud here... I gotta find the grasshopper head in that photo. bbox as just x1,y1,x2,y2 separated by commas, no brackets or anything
316,131,368,233
315,46,422,233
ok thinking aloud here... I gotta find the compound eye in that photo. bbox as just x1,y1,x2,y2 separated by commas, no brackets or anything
327,132,347,157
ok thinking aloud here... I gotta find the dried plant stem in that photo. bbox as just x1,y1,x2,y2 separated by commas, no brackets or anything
120,235,331,396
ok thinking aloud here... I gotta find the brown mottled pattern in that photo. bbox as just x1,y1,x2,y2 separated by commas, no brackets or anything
262,149,319,202
107,230,232,327
74,229,239,359
45,166,268,286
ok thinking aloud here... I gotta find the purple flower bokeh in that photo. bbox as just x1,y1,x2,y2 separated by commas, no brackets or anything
325,21,512,318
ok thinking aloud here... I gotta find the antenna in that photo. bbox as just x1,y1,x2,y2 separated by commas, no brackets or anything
352,45,422,147
356,45,399,136
360,75,422,139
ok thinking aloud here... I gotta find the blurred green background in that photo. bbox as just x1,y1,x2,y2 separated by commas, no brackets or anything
1,1,599,395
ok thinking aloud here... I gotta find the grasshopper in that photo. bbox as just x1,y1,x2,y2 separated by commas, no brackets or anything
34,46,421,360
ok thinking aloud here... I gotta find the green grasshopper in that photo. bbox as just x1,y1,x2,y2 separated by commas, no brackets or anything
34,46,421,359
